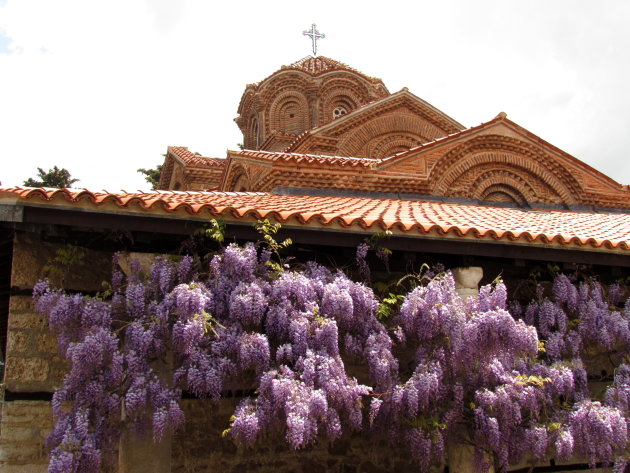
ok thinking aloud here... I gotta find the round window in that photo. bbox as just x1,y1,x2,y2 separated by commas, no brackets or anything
333,106,347,119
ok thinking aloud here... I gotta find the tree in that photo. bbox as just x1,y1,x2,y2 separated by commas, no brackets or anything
137,164,163,190
24,166,79,188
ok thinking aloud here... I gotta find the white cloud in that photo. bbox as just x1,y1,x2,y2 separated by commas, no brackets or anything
1,0,629,190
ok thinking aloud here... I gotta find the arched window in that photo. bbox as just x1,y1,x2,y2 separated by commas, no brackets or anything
249,116,260,149
333,106,348,119
279,100,302,133
270,92,309,135
329,97,355,120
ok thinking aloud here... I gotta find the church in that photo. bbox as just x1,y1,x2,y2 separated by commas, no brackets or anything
158,55,630,212
0,46,629,472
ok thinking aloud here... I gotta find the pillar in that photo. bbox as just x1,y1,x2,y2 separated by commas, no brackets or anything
453,266,483,300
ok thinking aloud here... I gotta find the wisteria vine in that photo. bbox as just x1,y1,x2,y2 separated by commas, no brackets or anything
32,231,630,472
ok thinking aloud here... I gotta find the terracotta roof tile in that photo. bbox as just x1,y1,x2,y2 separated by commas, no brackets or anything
234,149,380,167
250,56,385,90
168,146,225,168
1,187,629,253
289,56,363,76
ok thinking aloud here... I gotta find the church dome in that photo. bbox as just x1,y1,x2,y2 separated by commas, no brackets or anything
235,56,390,151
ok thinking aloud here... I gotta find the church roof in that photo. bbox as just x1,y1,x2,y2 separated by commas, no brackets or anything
168,146,225,168
251,55,386,89
3,187,630,254
283,88,464,154
288,56,373,78
229,149,380,167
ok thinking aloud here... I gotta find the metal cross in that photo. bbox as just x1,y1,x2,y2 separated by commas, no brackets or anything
303,23,325,56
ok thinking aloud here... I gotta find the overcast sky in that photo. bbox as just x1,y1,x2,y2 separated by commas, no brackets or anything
1,0,629,191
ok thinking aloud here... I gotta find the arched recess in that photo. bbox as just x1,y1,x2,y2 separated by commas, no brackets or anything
268,91,309,135
470,169,545,206
246,115,261,149
225,164,250,192
169,165,188,191
337,115,441,157
320,76,374,102
321,87,364,123
365,133,423,159
432,155,574,205
429,136,584,205
482,185,528,205
328,95,356,120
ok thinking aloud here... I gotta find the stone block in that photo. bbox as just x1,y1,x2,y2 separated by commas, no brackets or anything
2,401,52,422
11,232,111,291
0,464,48,473
119,429,171,473
8,312,47,331
9,296,33,312
1,425,41,442
6,331,29,354
35,333,57,355
0,401,52,471
4,357,50,392
0,441,45,462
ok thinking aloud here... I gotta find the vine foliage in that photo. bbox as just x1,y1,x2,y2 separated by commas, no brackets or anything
32,225,630,472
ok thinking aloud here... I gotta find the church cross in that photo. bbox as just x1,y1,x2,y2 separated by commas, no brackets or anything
303,23,325,56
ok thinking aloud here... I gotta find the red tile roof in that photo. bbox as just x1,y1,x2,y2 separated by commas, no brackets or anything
2,187,629,253
289,56,364,76
168,146,225,168
233,150,380,167
252,56,385,88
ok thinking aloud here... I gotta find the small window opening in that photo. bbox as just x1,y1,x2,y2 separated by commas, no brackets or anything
333,106,347,119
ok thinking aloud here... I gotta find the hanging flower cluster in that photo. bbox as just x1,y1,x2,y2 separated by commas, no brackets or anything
32,240,630,473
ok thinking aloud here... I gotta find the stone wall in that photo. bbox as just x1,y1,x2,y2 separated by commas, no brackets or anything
0,237,619,472
172,399,425,473
4,295,63,393
0,400,53,473
1,232,112,471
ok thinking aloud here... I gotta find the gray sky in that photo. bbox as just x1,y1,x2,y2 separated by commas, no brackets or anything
1,0,629,191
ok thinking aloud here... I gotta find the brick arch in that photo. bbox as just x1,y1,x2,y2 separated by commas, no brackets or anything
268,91,309,135
319,77,374,122
469,169,541,204
319,74,377,97
482,185,528,205
337,115,443,157
260,74,312,99
237,89,258,118
430,136,583,205
224,164,250,192
433,152,575,205
245,114,261,149
322,88,362,123
366,134,423,159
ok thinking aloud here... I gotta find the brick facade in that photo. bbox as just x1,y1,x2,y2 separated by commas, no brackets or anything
159,56,630,211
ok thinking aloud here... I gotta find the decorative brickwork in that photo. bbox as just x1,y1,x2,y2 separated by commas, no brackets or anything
236,56,389,152
163,56,629,210
218,114,630,209
158,146,225,191
286,89,464,158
